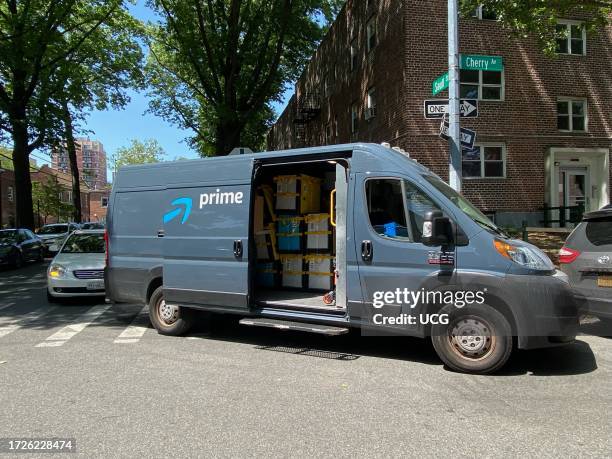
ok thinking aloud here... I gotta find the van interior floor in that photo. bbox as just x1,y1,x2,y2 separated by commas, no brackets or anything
255,289,345,313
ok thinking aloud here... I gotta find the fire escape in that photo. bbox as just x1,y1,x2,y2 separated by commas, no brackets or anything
293,92,321,147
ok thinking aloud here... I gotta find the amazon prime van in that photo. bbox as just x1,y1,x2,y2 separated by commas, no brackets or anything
105,143,579,374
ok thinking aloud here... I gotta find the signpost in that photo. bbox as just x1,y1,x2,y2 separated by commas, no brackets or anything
439,119,476,150
424,99,478,119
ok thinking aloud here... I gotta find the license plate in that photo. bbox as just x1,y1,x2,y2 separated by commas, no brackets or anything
597,275,612,288
86,281,105,291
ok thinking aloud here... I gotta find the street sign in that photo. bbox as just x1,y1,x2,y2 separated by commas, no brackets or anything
424,99,478,119
460,54,503,72
439,119,476,150
432,72,449,96
432,54,503,95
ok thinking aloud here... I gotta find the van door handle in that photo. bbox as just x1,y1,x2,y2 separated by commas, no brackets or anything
157,229,165,238
361,240,373,262
233,240,243,259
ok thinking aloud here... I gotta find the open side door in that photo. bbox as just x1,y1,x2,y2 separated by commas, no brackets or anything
163,158,254,311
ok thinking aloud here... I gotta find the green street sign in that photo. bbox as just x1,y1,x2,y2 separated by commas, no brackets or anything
460,54,503,72
432,72,449,96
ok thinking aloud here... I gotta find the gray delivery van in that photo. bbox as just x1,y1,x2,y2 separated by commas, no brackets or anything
105,143,579,374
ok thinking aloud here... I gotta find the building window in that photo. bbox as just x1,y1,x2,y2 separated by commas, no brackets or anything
365,87,376,120
101,197,108,208
350,39,358,71
557,98,587,132
462,144,506,178
7,186,14,202
366,17,376,53
556,21,586,55
460,69,503,101
351,103,359,133
471,5,497,20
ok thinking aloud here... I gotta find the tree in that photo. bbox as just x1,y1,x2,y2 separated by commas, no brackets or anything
146,0,343,156
32,178,74,225
0,0,143,228
110,139,165,172
460,1,612,54
53,11,144,223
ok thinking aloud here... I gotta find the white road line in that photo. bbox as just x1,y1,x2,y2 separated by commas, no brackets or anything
35,304,110,348
114,306,149,344
0,306,58,338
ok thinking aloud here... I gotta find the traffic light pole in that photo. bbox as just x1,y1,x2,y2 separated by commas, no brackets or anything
448,0,462,192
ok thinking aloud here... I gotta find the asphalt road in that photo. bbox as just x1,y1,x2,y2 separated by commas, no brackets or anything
0,262,611,458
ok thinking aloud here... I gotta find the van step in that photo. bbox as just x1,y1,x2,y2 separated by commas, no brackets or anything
239,318,349,336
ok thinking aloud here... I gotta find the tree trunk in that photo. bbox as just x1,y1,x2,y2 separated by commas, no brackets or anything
62,100,82,223
215,118,242,156
11,118,35,229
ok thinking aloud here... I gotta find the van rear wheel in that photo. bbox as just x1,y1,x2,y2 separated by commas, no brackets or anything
431,304,513,374
149,286,194,336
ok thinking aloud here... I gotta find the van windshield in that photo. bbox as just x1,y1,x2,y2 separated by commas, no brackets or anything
423,175,508,237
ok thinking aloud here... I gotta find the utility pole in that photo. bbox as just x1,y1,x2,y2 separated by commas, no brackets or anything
448,0,462,191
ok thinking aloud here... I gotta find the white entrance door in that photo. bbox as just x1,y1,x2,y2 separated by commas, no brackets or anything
558,167,589,224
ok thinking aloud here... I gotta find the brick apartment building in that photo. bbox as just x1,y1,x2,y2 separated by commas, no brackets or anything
0,165,109,228
52,138,108,191
267,0,612,227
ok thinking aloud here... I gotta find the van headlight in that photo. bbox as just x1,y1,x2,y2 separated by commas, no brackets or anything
48,264,67,278
494,239,554,271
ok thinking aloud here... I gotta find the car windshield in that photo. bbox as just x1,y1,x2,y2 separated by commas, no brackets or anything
423,175,508,237
60,234,105,254
0,230,17,243
38,225,68,235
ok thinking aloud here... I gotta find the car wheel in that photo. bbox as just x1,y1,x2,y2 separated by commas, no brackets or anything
46,290,57,304
13,252,23,269
148,286,194,336
431,303,513,374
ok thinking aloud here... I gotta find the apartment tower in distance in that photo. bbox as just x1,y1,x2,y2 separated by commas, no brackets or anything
51,138,108,190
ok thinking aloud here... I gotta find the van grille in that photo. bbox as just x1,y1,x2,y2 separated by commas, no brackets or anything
73,269,104,279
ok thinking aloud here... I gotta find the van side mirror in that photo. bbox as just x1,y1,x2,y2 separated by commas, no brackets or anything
422,210,454,247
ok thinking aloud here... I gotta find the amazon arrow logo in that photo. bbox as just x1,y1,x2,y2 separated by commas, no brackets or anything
163,197,192,224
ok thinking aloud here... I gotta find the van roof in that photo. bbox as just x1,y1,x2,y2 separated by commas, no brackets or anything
113,143,435,190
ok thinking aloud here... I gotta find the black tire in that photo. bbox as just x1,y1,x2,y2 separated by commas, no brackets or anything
46,290,57,304
13,252,23,269
148,286,194,336
431,303,513,374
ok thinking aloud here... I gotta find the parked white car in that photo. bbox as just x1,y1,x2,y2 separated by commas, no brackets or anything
47,229,105,302
37,223,80,255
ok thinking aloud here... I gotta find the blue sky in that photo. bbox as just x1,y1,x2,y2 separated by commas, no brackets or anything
33,1,292,174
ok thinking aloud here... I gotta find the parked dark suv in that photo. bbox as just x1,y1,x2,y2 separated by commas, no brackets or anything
560,205,612,326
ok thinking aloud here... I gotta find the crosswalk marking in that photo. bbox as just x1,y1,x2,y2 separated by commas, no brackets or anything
0,306,58,339
35,304,110,348
114,306,149,344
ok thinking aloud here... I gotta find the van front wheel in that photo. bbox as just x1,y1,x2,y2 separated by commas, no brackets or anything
149,286,194,336
431,304,513,374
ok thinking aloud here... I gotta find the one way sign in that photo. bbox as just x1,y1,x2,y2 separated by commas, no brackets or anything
424,99,478,119
439,120,476,150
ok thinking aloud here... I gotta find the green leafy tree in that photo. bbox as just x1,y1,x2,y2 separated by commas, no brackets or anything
145,0,343,156
54,11,144,223
111,139,166,173
460,1,612,54
32,178,74,225
0,0,143,229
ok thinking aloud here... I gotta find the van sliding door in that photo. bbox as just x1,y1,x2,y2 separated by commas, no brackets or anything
162,157,254,311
